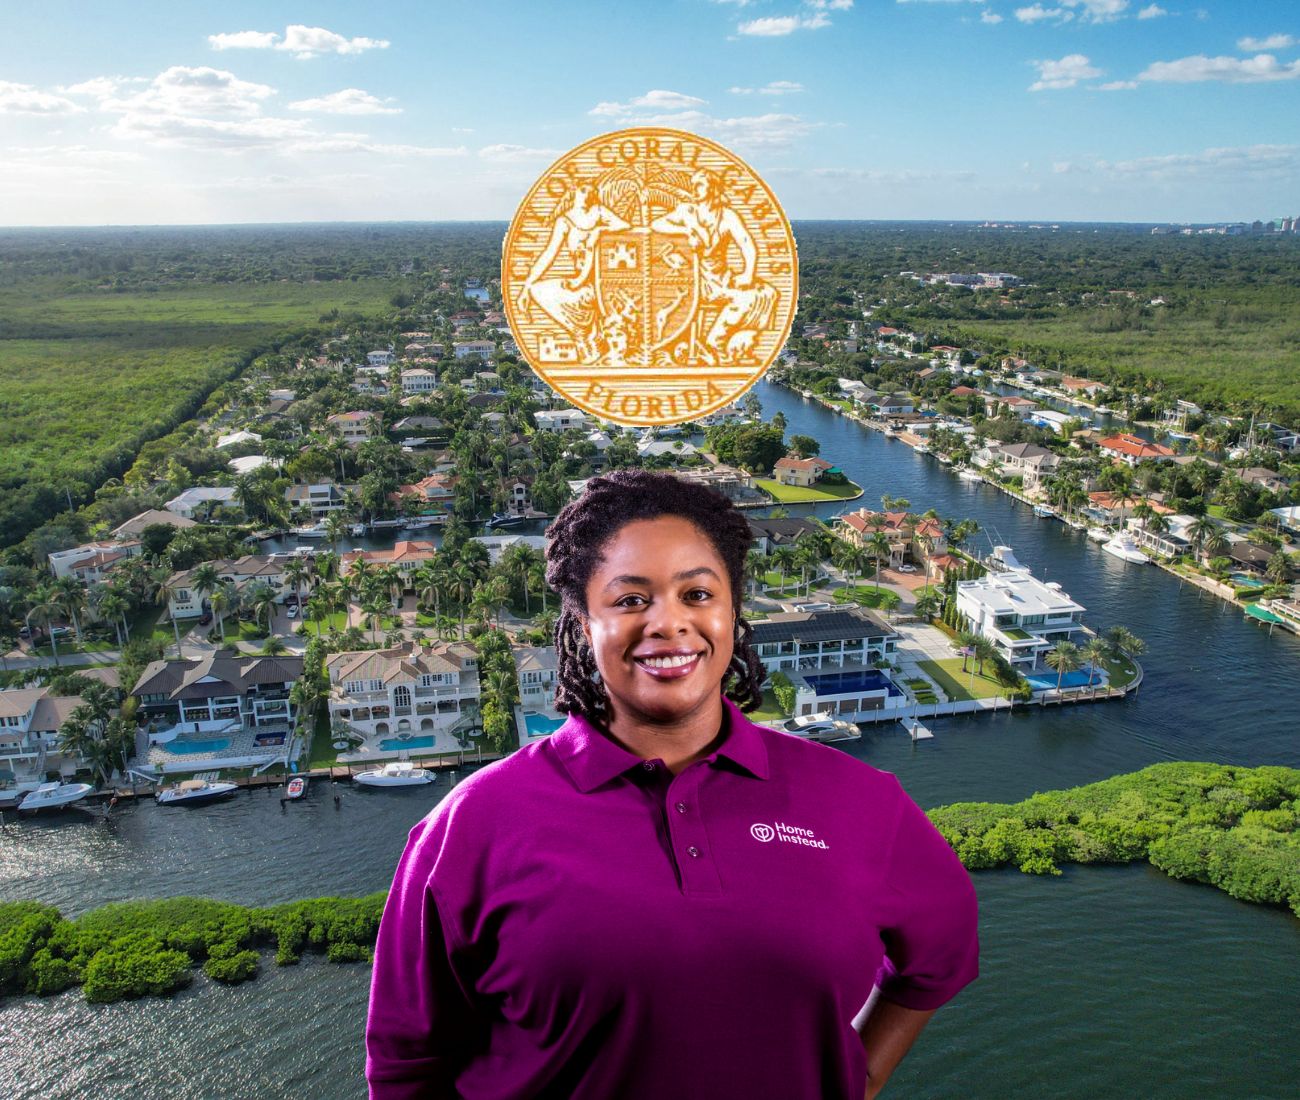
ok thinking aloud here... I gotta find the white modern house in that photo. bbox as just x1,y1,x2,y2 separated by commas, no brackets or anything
132,653,302,731
48,539,143,582
325,640,480,748
956,568,1086,669
401,368,438,395
0,685,93,789
534,408,589,433
749,607,899,675
164,487,238,520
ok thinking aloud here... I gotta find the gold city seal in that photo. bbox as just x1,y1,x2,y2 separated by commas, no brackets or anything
502,127,798,426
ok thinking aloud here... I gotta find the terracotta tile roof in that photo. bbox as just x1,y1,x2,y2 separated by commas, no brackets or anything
1099,434,1176,459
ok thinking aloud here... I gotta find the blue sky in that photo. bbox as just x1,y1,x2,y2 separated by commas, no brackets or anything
1,0,1297,224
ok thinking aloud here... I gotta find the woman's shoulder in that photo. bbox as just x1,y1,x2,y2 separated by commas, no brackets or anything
413,738,562,832
746,719,907,797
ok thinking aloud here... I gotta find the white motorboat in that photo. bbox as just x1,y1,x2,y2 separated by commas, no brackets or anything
350,523,368,537
291,523,328,539
402,517,442,531
911,442,930,454
1102,532,1150,564
354,761,435,787
1087,527,1112,543
777,713,860,744
155,779,239,806
1033,504,1058,519
1094,405,1114,415
18,781,94,812
283,776,308,800
958,468,983,482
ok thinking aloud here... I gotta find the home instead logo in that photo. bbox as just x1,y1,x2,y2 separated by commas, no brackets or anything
750,822,828,850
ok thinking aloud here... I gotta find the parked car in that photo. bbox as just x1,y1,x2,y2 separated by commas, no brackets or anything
286,604,298,619
198,611,213,626
897,564,918,574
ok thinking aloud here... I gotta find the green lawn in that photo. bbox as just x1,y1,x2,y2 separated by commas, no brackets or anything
1207,505,1228,519
749,688,789,726
299,611,349,636
1102,655,1140,690
834,585,900,610
754,477,863,504
919,658,1006,701
307,706,341,770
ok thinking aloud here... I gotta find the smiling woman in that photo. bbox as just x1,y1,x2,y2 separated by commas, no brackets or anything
366,471,979,1100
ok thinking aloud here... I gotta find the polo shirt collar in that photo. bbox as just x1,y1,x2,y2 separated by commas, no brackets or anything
550,695,770,793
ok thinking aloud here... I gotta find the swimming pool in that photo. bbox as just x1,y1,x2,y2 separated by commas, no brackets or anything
163,738,231,755
1025,669,1106,692
523,713,567,737
1229,572,1266,589
800,669,905,698
378,735,437,751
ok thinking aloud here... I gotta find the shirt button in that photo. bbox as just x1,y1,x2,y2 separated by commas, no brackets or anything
641,761,656,772
687,846,701,858
675,801,688,814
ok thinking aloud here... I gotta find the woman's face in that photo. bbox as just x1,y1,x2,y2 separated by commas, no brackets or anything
582,515,735,730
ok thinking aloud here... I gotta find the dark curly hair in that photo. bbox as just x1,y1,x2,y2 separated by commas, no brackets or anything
545,469,766,725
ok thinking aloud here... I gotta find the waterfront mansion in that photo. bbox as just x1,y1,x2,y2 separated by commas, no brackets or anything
749,606,898,673
325,639,480,743
956,568,1086,670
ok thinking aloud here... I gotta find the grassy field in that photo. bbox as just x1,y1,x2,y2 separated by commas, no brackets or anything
0,278,398,546
919,657,1005,701
755,477,862,504
948,287,1300,420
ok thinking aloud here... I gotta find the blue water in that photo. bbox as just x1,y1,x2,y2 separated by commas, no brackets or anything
377,735,436,751
1025,669,1106,692
1230,573,1266,589
801,669,905,697
523,713,566,737
163,739,230,755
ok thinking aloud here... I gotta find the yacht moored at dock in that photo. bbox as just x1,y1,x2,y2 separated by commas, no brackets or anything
17,782,94,812
155,779,239,806
354,761,435,787
1102,532,1150,564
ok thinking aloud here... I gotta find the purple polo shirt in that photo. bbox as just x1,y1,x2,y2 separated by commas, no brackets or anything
366,696,978,1099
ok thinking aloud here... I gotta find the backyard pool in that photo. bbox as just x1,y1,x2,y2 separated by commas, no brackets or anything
1025,669,1107,692
377,735,437,751
162,738,231,755
799,669,905,698
523,713,567,737
1229,572,1266,589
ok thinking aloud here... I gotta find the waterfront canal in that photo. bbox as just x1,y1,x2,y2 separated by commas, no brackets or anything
2,380,1297,1099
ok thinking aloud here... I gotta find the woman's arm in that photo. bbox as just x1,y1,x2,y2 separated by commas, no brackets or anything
856,990,937,1099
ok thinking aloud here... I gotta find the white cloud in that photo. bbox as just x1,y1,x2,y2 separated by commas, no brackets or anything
206,25,390,59
1238,34,1297,52
208,30,280,51
1016,0,1131,23
737,14,830,36
109,113,312,150
1029,54,1102,90
288,89,401,115
286,138,465,157
1138,53,1300,83
452,127,475,133
0,81,82,115
1136,4,1166,18
102,66,276,119
981,11,1004,23
1096,144,1300,179
1016,6,1073,24
58,77,126,98
1100,79,1138,90
478,144,561,161
590,89,707,116
729,80,805,94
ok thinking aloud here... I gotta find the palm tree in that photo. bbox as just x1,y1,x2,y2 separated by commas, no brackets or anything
956,630,978,673
247,583,279,635
528,562,548,614
971,636,998,677
1082,637,1110,699
53,577,88,645
324,512,349,552
284,557,311,609
1186,515,1221,562
1104,625,1146,661
191,562,221,614
481,575,512,627
865,531,892,592
913,592,941,622
96,588,131,648
261,635,288,656
770,547,796,590
150,568,185,654
1044,640,1082,695
793,541,822,596
1266,550,1292,586
451,562,478,639
209,583,233,644
26,587,63,666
